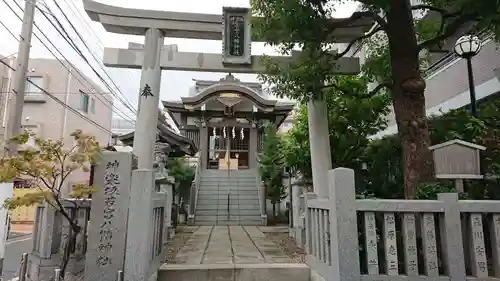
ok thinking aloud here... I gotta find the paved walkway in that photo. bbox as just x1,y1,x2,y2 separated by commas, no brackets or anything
172,226,293,264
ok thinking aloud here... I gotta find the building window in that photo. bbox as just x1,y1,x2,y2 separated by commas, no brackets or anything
24,76,43,94
80,91,89,113
90,98,95,114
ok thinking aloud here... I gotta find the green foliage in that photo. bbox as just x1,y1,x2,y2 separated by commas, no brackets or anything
360,97,500,199
167,157,195,200
252,0,500,196
0,130,101,279
281,75,391,181
415,182,468,200
0,129,100,210
259,125,287,205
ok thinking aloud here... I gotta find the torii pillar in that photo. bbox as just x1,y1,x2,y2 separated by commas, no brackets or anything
133,28,164,169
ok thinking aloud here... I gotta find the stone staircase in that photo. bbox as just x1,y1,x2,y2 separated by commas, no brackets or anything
195,169,262,225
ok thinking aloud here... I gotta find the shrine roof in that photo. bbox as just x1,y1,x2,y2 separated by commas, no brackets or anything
119,110,197,157
163,74,295,112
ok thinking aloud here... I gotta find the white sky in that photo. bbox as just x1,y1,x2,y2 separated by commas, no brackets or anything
0,0,359,123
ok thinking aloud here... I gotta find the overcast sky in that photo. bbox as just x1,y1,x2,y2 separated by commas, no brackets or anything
0,0,358,123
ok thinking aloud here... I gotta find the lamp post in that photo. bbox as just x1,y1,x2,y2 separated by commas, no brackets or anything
454,35,482,117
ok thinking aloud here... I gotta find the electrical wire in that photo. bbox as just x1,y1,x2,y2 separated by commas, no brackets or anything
3,0,135,125
35,0,176,138
35,0,137,116
0,18,20,42
8,0,136,121
3,0,174,140
47,0,137,114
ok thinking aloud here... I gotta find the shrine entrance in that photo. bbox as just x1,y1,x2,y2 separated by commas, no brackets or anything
207,126,250,170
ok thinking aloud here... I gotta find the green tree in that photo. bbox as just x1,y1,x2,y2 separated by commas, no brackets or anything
252,0,500,198
259,125,286,221
167,157,195,204
360,96,500,200
282,75,390,181
0,130,100,279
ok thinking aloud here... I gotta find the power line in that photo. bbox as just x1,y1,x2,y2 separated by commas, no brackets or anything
4,0,136,124
38,0,138,115
0,58,113,134
2,0,136,125
50,0,137,113
34,0,173,138
0,18,19,41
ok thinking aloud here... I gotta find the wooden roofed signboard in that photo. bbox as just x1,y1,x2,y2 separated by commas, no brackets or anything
429,139,486,179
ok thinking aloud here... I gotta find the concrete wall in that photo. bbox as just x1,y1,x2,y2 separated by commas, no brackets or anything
0,57,113,193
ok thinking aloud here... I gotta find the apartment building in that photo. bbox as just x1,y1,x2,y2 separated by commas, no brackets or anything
0,56,113,221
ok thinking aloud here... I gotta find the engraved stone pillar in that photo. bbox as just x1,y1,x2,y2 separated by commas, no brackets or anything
84,152,135,281
133,28,164,169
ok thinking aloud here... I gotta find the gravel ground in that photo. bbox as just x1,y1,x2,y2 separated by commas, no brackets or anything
165,226,199,263
264,232,306,263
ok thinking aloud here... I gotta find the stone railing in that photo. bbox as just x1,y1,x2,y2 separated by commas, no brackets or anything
25,151,175,281
305,167,500,281
254,152,267,226
188,150,202,224
28,199,91,281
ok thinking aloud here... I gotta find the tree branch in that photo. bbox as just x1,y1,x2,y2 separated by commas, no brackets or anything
328,26,383,59
367,82,393,96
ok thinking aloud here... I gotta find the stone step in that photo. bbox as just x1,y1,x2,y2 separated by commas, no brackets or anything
198,193,259,200
197,199,260,205
196,203,260,209
201,175,256,179
202,170,256,174
201,173,255,177
194,219,263,226
158,264,310,281
200,180,256,185
199,187,257,192
195,209,262,216
198,189,258,192
194,220,263,226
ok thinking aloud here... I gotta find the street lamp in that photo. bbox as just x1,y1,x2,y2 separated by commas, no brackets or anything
454,35,482,117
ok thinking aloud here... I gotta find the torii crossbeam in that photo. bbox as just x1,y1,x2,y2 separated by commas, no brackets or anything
104,43,361,74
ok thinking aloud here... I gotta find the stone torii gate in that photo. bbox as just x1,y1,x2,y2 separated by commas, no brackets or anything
84,0,372,199
83,0,372,169
83,2,371,279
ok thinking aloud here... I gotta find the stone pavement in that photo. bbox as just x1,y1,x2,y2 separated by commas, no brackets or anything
172,226,293,265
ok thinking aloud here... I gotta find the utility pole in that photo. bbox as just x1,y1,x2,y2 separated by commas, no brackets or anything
0,0,36,277
5,0,36,156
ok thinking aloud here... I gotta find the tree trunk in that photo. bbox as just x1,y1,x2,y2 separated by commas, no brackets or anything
385,0,435,198
60,219,81,280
